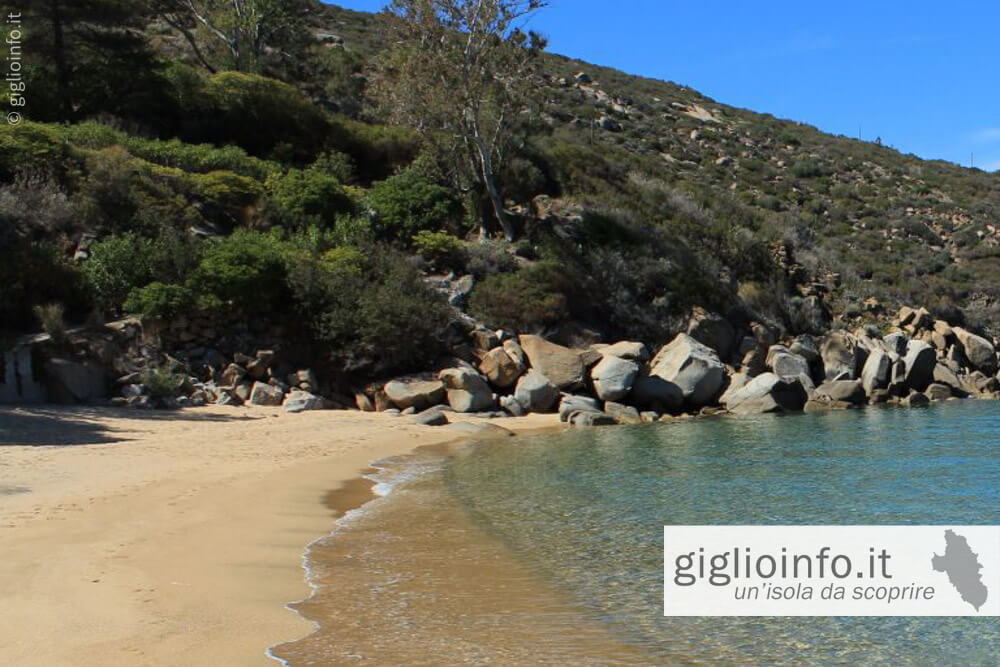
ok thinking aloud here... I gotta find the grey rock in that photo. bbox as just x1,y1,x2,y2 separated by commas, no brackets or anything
283,390,325,413
789,335,820,363
954,328,997,375
687,309,736,360
500,394,527,417
903,340,937,392
43,358,108,404
413,409,449,426
570,411,616,427
604,401,643,425
518,335,585,390
768,346,811,380
559,394,602,422
513,369,560,413
648,334,726,407
883,332,909,357
925,383,952,401
445,421,514,438
590,355,639,401
598,341,650,362
631,373,684,412
384,377,446,410
249,381,284,406
723,372,808,414
860,349,891,394
820,332,863,380
439,368,495,413
902,392,930,408
814,380,867,405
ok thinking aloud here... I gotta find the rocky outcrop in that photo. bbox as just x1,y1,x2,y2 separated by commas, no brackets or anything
590,355,639,402
518,335,586,390
686,308,736,360
820,332,864,380
954,328,997,375
767,345,810,380
648,334,726,407
902,340,936,392
478,346,524,388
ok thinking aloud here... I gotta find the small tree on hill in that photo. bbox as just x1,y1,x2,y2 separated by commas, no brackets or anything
373,0,548,241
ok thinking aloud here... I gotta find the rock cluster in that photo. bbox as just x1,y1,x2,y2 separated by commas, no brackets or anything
371,306,1000,427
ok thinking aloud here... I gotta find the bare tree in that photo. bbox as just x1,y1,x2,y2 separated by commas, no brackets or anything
152,0,307,72
374,0,548,241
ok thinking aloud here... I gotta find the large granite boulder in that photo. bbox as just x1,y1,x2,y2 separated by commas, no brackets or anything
686,309,736,360
478,347,524,389
767,345,811,380
631,372,684,412
590,355,639,402
722,372,808,415
283,390,325,413
604,401,643,425
648,334,726,407
820,332,864,380
43,358,108,404
384,377,446,410
518,335,585,390
902,340,937,392
860,349,891,394
439,368,494,413
954,328,997,375
514,369,560,413
814,379,867,405
789,335,821,363
882,332,909,358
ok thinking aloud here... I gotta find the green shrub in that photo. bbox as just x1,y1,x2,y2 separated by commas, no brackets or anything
125,283,194,320
412,231,464,271
0,240,90,331
187,230,289,315
266,168,353,227
142,363,186,399
366,170,461,242
33,303,68,344
469,265,568,331
82,234,153,313
0,122,74,180
464,239,518,278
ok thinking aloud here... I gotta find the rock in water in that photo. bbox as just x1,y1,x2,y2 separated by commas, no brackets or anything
860,349,891,394
767,346,811,380
439,368,494,413
722,372,808,415
648,334,726,407
604,401,643,425
590,355,639,402
513,369,560,413
814,380,867,405
954,328,997,375
902,340,937,392
518,335,586,390
559,395,602,422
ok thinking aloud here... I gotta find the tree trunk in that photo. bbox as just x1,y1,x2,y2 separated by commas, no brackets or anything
50,0,72,119
475,137,514,241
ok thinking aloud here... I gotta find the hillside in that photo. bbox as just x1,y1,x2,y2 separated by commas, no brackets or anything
3,0,1000,391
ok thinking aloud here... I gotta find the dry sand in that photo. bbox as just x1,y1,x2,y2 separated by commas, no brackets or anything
0,405,560,667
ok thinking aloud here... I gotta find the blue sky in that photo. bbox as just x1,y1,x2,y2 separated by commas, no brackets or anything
326,1,1000,172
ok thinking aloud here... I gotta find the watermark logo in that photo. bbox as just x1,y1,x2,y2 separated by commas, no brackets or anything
664,526,1000,616
6,10,23,124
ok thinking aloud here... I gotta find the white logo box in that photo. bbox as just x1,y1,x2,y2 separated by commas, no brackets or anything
663,526,1000,616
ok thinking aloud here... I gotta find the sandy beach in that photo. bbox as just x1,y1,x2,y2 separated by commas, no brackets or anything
0,405,559,667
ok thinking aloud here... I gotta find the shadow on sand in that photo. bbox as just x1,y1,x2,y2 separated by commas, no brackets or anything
0,405,250,447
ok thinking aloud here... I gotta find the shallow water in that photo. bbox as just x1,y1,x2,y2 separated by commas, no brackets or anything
274,402,1000,666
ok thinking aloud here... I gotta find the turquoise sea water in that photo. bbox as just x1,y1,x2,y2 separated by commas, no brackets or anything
442,402,1000,665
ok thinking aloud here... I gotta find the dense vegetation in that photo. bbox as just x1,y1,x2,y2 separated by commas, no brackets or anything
3,0,999,381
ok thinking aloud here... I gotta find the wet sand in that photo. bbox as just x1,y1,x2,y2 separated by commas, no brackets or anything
0,405,559,667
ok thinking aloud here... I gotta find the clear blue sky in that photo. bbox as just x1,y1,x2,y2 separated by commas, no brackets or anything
326,1,1000,172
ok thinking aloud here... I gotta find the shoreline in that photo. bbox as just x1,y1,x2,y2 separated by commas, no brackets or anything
0,405,561,667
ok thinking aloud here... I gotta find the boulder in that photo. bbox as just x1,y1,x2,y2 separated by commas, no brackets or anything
355,393,375,412
860,349,891,394
248,381,284,406
413,408,449,426
882,332,909,358
932,364,965,394
570,411,616,427
590,355,639,401
648,334,726,407
518,335,585,390
513,369,560,413
820,332,863,380
598,341,650,362
42,358,109,403
804,399,854,412
445,421,514,438
559,395,602,422
502,339,527,368
925,383,952,401
814,380,867,405
723,372,808,415
604,401,643,425
470,327,500,353
384,377,446,410
789,335,821,363
234,382,253,403
500,394,527,417
283,390,325,413
686,309,736,360
902,340,937,392
902,392,930,408
478,347,524,389
954,328,997,375
718,371,750,405
439,368,495,413
630,373,684,412
767,346,810,380
895,306,915,327
220,363,246,387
